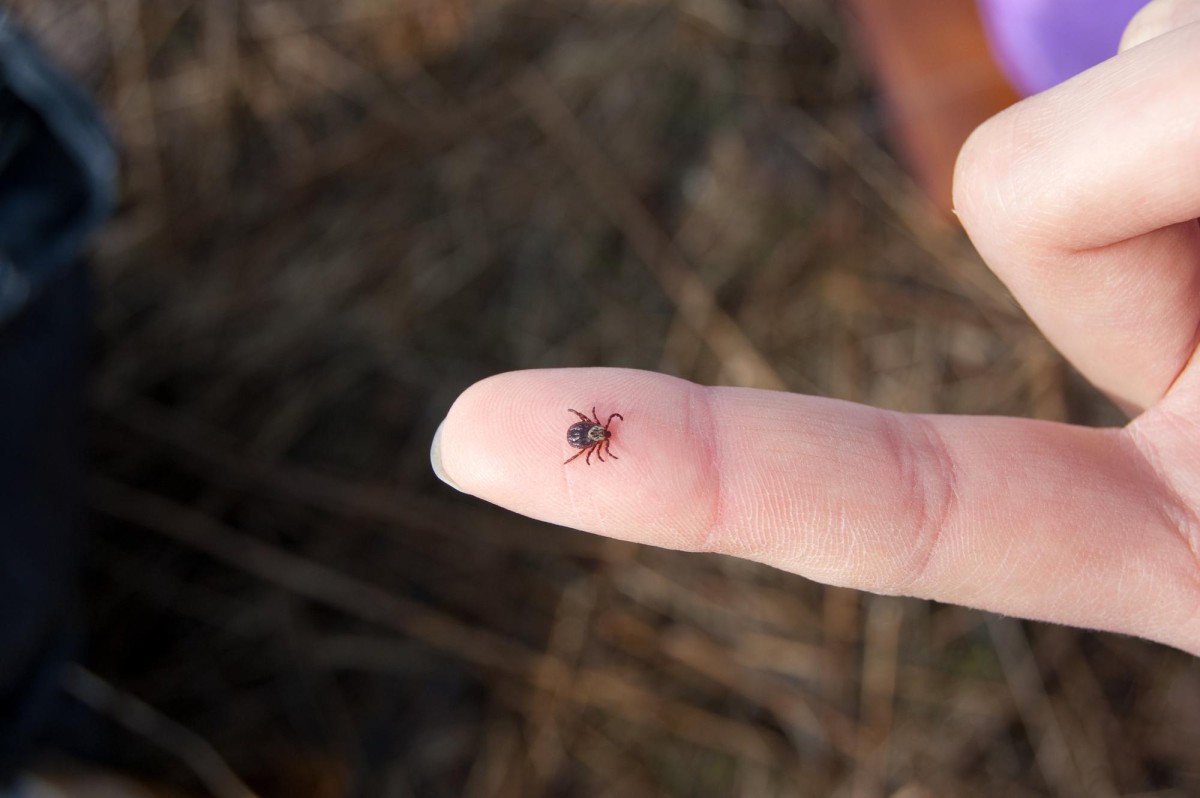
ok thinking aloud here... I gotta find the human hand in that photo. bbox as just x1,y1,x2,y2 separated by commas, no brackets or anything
431,4,1200,656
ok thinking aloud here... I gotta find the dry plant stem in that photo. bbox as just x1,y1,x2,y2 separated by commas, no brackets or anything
780,109,1018,325
596,609,843,755
103,0,166,206
512,67,785,392
63,665,260,798
849,596,903,795
89,477,551,679
574,729,660,798
986,618,1091,798
201,0,238,200
90,478,792,767
1044,636,1133,788
526,578,596,785
461,719,523,798
559,669,790,766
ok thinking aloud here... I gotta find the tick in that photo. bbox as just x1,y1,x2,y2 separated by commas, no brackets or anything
564,407,624,465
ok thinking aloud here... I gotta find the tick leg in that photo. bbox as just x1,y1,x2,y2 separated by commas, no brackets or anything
564,448,587,465
568,408,592,424
605,440,618,460
586,445,596,466
604,412,624,428
596,445,605,463
590,407,601,425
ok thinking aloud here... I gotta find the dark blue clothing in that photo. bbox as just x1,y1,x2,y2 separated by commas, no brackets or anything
0,13,114,778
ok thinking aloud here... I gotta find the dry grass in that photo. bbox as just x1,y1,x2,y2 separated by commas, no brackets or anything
13,1,1200,796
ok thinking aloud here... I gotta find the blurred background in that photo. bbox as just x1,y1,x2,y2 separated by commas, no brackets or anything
9,0,1200,796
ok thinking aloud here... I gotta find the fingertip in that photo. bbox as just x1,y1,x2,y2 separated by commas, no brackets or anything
950,121,991,235
436,367,627,502
429,419,463,493
438,371,528,498
433,367,714,546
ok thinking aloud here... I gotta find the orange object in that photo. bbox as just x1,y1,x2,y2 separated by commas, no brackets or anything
841,0,1020,212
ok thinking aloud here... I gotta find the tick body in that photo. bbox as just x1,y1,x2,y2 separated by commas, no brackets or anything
564,407,624,465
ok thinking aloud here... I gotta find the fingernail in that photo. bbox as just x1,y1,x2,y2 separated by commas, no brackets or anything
430,419,463,492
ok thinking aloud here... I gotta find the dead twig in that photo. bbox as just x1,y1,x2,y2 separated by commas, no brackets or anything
63,665,261,798
88,476,556,680
511,66,786,391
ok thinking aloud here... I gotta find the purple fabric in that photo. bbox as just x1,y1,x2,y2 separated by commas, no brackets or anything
976,0,1150,95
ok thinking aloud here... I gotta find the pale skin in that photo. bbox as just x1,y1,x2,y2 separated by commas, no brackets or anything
432,1,1200,656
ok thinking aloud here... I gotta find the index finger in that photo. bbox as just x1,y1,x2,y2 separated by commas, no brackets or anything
434,368,1200,654
954,22,1200,411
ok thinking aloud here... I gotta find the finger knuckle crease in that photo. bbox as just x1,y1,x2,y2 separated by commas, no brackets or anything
688,385,733,556
883,414,959,593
